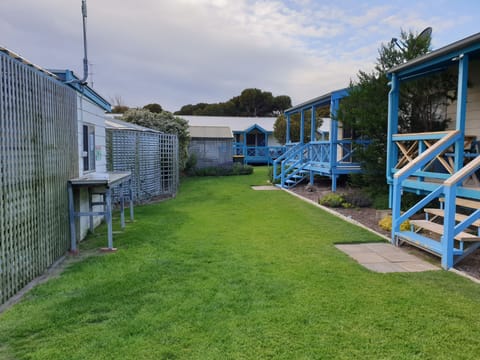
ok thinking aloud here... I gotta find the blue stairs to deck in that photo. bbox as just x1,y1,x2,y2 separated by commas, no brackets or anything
284,169,308,189
394,195,480,262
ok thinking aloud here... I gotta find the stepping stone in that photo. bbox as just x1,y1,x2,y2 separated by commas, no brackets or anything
335,243,439,273
251,185,279,190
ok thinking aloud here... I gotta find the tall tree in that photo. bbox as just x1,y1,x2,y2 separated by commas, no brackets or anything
337,28,456,187
174,89,292,117
143,103,163,113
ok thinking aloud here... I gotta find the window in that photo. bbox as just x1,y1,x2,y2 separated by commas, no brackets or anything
82,124,95,172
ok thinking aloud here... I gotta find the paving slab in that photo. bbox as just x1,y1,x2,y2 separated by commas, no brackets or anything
335,243,439,273
251,185,279,191
362,262,407,273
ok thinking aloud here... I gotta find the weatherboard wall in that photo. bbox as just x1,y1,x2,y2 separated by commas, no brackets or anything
446,59,480,139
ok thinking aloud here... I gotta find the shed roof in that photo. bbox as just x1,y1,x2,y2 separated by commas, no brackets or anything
105,118,161,133
181,115,277,132
189,125,233,139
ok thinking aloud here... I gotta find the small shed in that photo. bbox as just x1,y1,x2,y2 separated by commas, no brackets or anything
189,125,233,168
106,118,179,202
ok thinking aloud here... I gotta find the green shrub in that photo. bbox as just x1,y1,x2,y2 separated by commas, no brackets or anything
343,192,373,208
378,215,410,231
189,164,253,177
319,193,346,208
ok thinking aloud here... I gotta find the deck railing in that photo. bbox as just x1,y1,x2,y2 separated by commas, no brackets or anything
390,130,480,268
273,139,368,187
233,144,285,163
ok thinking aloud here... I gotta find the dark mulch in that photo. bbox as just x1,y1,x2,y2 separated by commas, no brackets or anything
290,179,480,280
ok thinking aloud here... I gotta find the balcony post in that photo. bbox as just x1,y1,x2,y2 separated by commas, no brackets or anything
286,113,291,144
454,54,469,172
387,73,399,207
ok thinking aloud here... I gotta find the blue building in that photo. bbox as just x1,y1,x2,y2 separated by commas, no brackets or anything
387,32,480,269
273,89,367,191
182,116,285,164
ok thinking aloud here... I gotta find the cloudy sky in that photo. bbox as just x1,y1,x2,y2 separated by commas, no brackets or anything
1,0,478,112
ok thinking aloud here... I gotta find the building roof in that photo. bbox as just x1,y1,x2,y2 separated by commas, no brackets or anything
0,46,111,112
189,125,233,139
387,32,480,78
181,115,277,132
0,46,58,78
285,88,348,114
105,118,161,133
50,69,111,112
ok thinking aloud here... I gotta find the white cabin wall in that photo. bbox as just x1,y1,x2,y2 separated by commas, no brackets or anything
446,59,480,138
76,93,108,240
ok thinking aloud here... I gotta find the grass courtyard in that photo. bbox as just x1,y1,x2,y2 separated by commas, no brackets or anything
1,167,480,359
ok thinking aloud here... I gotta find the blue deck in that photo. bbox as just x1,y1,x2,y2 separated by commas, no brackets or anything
273,89,367,190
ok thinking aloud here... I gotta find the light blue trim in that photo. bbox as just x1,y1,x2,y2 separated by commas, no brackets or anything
286,113,291,144
310,105,316,142
300,110,305,144
50,69,111,112
454,55,469,172
386,74,399,191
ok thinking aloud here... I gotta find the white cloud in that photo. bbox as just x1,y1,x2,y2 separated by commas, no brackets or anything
0,0,477,110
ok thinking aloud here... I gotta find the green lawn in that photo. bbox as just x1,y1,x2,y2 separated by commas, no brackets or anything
1,167,480,359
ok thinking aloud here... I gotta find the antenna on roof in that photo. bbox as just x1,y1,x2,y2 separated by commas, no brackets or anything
67,0,89,84
417,27,433,42
391,27,433,53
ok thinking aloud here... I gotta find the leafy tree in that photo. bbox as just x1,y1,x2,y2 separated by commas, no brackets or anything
272,95,292,115
143,103,163,113
273,109,325,144
122,109,190,170
337,29,456,188
174,89,291,116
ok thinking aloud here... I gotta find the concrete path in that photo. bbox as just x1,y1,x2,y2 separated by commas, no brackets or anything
335,243,439,273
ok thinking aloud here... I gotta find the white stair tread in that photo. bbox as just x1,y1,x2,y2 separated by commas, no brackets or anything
410,220,480,242
424,208,480,227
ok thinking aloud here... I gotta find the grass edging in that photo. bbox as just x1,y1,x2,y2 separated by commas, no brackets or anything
283,187,480,284
282,187,391,242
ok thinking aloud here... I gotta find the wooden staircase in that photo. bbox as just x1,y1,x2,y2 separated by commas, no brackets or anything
398,197,480,254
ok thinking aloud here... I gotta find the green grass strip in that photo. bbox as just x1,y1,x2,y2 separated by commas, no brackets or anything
1,167,480,359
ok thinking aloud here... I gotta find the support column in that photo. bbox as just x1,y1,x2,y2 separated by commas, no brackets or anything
442,185,457,269
286,113,291,144
120,183,125,229
105,188,114,251
68,182,77,254
88,188,94,232
300,110,305,144
310,106,316,142
330,99,339,174
455,54,469,172
387,73,400,208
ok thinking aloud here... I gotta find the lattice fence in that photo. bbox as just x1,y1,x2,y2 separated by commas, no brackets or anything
0,51,78,305
106,129,179,202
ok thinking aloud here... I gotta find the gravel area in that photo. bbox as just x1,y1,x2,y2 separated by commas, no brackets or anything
289,179,480,280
